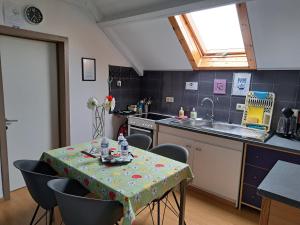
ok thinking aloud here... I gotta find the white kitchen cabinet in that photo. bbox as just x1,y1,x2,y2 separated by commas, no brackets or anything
157,125,243,206
192,142,243,205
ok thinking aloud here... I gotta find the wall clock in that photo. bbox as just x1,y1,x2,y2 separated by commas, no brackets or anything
24,6,43,25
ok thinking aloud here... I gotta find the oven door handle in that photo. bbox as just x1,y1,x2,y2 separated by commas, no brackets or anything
130,126,152,133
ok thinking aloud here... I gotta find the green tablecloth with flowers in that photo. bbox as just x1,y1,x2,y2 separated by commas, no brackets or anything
41,139,193,225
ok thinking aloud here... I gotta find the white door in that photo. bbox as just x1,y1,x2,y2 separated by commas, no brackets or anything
0,35,59,193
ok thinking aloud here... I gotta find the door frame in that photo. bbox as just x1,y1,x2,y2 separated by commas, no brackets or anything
0,25,70,200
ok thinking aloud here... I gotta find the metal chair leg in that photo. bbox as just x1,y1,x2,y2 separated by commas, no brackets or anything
30,205,40,225
148,204,155,225
45,210,48,225
172,191,187,225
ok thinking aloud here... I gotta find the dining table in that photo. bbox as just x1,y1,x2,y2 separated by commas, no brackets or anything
41,138,194,225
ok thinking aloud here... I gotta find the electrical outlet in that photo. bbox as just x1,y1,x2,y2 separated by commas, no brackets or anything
117,80,122,87
185,82,198,90
166,97,174,103
236,103,245,111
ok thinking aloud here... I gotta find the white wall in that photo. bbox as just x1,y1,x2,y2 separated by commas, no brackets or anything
0,0,130,144
247,0,300,70
105,0,300,71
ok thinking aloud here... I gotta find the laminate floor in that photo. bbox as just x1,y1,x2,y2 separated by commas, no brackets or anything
0,188,259,225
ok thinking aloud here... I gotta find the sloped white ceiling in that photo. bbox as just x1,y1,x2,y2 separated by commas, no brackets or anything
64,0,300,73
247,0,300,70
102,0,300,73
105,18,191,71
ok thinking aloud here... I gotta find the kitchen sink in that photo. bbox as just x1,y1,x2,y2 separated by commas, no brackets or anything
204,122,237,131
169,119,269,142
180,118,211,127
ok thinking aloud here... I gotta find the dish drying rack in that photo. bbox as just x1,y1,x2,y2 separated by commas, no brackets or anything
241,91,275,132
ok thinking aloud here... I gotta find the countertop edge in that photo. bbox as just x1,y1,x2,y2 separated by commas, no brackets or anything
257,188,300,209
156,120,300,155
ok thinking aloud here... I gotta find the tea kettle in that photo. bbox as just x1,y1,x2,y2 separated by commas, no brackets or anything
276,107,297,138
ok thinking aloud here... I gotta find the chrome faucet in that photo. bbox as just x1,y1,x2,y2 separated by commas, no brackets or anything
200,97,215,121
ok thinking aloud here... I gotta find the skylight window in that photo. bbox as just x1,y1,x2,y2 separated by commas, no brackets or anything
188,5,245,54
169,3,256,70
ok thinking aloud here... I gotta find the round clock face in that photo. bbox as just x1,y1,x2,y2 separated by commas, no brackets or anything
24,6,43,24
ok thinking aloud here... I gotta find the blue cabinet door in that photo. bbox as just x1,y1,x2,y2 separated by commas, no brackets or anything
242,144,300,209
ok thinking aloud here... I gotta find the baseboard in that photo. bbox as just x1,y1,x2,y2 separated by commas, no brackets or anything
187,185,236,208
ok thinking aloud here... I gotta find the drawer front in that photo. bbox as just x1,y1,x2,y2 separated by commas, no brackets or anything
246,145,300,169
244,164,269,187
242,184,262,209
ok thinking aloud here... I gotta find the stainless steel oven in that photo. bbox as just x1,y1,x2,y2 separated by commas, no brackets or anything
128,113,171,146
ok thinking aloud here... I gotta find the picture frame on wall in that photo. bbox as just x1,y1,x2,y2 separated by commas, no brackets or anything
231,72,251,96
82,58,96,81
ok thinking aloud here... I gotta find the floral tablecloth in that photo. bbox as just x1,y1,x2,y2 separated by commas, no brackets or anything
41,139,193,225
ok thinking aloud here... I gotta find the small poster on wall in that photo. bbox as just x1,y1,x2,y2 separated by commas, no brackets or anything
213,79,227,94
231,73,251,96
82,58,96,81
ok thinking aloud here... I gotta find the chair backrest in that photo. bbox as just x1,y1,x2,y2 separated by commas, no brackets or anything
126,134,152,150
47,178,123,225
13,160,58,210
150,144,189,163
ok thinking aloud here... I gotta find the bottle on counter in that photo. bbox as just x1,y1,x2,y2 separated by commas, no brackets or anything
100,137,109,158
179,107,185,118
121,139,129,157
190,107,197,119
117,133,125,151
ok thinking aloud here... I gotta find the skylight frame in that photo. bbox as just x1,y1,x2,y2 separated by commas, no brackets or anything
169,3,256,70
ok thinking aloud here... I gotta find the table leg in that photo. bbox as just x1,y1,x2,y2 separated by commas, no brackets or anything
178,179,187,225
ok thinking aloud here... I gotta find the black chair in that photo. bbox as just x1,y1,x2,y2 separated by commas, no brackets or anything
147,144,188,225
13,160,59,225
126,134,152,150
47,178,123,225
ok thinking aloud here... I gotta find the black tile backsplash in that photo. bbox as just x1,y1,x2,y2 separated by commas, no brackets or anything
109,65,141,111
110,65,300,130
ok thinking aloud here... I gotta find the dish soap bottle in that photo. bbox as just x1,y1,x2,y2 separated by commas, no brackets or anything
179,107,184,118
190,107,197,119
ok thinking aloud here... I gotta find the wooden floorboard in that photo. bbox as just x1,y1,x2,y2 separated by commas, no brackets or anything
0,188,259,225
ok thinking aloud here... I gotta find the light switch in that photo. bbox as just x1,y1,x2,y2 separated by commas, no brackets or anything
166,97,174,103
185,82,198,90
236,103,245,111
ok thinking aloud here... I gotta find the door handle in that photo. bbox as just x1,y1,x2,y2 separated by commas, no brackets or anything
5,119,18,126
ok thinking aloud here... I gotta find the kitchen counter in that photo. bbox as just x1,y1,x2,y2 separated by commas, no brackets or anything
156,118,300,154
257,160,300,209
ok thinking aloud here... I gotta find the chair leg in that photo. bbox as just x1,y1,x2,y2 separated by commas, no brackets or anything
30,205,40,225
161,196,168,225
49,208,54,225
45,210,48,225
172,191,180,210
148,203,155,225
172,191,187,225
